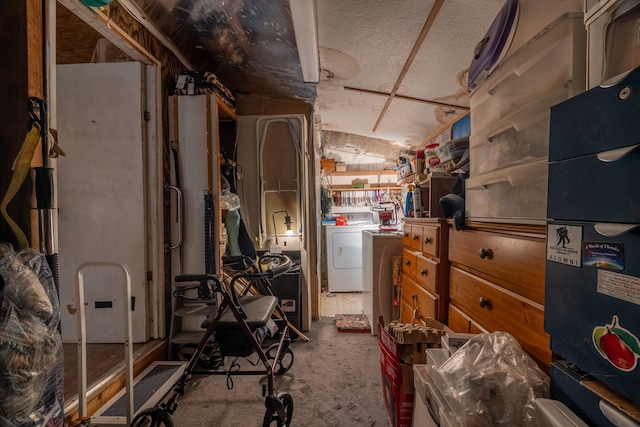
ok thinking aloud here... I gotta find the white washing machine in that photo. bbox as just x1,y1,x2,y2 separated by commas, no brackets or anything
362,230,403,334
325,223,379,292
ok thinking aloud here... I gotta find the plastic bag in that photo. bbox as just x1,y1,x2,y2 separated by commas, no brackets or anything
428,331,549,426
221,189,241,211
0,242,63,426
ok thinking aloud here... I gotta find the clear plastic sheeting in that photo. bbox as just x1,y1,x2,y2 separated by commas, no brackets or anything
427,331,549,427
0,242,64,426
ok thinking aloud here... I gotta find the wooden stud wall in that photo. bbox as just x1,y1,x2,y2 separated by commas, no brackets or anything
0,0,43,249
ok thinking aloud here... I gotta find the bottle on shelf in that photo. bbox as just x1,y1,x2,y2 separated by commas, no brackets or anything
416,149,425,176
413,181,423,218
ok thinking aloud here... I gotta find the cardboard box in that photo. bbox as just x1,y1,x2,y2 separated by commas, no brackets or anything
379,316,415,427
321,158,336,173
378,316,449,427
335,162,347,171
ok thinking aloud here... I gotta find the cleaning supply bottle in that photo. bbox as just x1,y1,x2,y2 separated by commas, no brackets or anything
405,184,414,217
413,181,422,218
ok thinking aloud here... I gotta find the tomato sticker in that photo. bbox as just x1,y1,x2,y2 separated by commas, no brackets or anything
593,315,640,372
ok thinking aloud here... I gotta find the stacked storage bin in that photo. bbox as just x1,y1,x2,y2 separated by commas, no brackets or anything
584,0,640,89
465,12,586,223
545,67,640,424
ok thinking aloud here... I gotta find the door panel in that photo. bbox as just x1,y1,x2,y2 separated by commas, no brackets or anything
57,62,148,343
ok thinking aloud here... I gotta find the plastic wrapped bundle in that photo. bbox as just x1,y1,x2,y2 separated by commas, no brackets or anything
0,242,64,425
428,331,549,426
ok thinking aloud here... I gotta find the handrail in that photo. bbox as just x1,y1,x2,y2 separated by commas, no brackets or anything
76,261,134,425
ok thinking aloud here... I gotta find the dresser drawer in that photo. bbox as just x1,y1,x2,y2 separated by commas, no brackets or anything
401,273,438,323
449,266,550,368
421,225,439,258
402,248,417,278
415,254,438,295
449,228,546,304
448,304,488,334
448,304,471,333
403,224,422,251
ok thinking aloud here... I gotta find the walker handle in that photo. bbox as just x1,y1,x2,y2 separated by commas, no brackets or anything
259,254,292,279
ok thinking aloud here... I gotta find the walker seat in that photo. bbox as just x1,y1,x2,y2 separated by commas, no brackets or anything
204,295,278,357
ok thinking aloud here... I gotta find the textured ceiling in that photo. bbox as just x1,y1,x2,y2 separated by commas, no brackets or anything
123,0,506,165
316,0,505,159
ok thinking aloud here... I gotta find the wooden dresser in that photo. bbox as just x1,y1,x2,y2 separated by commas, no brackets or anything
447,222,551,371
400,218,450,324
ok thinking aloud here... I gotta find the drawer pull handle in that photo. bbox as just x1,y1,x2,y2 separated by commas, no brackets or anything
404,232,409,238
479,297,490,309
420,269,427,276
478,248,493,259
424,236,432,244
412,234,419,241
405,260,411,266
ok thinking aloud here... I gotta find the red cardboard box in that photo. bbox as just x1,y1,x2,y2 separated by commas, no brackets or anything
378,316,414,427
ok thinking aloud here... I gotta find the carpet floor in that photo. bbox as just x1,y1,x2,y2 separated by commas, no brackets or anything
169,316,391,426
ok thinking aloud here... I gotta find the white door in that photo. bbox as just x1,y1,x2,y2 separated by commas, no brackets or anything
57,62,149,343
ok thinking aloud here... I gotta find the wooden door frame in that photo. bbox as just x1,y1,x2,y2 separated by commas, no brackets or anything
56,0,168,338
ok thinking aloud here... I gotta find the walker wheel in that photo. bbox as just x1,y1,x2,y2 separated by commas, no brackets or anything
262,392,293,427
130,408,174,427
266,343,294,374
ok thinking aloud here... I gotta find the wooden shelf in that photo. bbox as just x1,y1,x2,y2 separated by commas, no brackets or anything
329,184,401,190
326,169,397,177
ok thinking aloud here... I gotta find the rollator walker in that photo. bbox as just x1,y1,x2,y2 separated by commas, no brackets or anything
131,253,296,427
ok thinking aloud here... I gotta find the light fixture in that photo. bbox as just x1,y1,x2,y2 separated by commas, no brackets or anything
272,210,293,244
289,0,320,83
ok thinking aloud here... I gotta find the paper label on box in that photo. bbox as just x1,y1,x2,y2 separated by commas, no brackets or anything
547,224,582,267
597,270,640,306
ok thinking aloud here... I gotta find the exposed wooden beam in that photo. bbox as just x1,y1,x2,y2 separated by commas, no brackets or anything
372,0,445,132
344,86,469,111
58,0,155,64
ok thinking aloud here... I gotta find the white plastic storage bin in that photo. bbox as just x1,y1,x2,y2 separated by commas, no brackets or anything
469,106,550,176
468,0,582,90
585,0,640,88
413,359,461,427
413,365,438,427
470,13,586,134
465,158,548,224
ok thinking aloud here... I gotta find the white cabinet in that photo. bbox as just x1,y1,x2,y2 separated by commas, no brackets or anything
167,94,235,356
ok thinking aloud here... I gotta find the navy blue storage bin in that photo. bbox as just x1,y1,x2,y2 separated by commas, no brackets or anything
549,66,640,162
545,221,640,407
551,361,628,427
